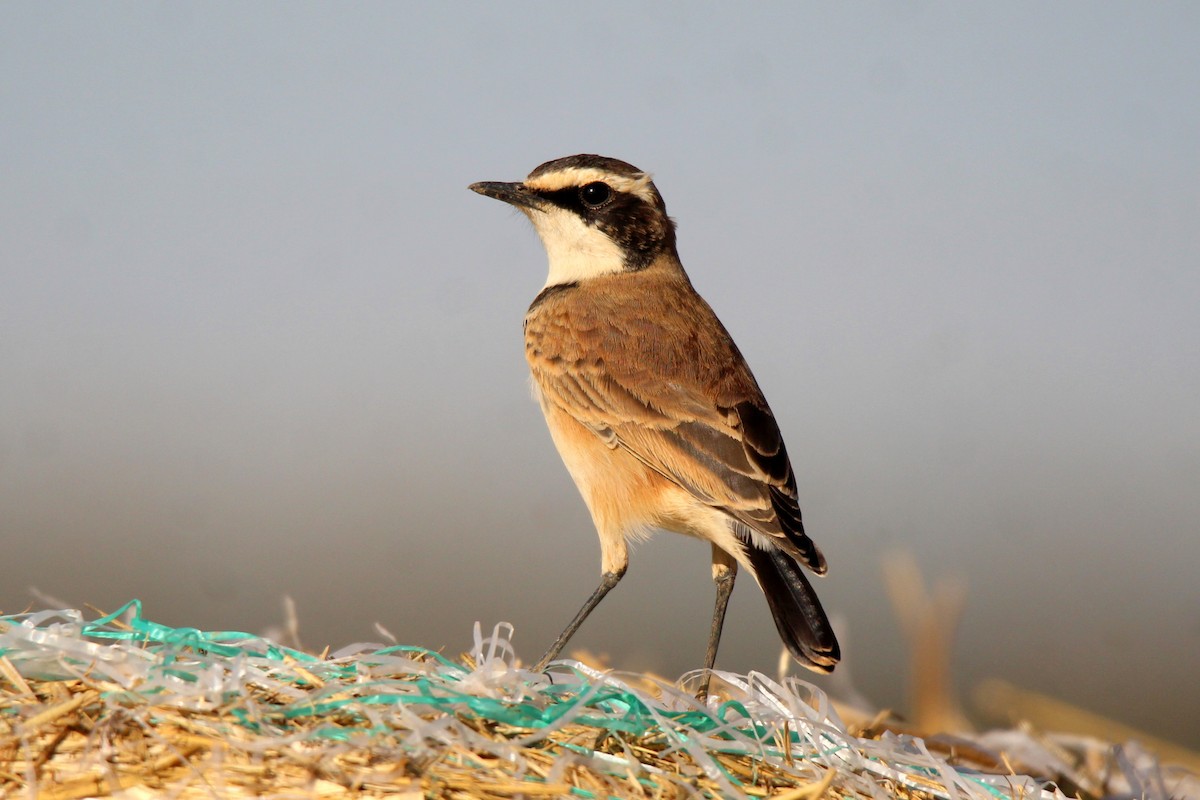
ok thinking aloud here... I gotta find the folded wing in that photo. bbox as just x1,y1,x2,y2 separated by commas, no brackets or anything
529,323,826,574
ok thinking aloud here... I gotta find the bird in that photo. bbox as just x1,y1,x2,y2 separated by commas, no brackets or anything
469,154,839,694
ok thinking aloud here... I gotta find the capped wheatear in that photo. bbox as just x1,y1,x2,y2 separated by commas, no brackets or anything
469,155,839,693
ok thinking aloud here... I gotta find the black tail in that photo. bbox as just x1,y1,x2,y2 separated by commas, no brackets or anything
745,543,841,672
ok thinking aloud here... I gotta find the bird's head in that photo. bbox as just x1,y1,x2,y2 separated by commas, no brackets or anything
470,154,678,286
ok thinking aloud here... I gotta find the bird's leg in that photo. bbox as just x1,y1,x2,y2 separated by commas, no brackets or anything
534,564,627,671
698,547,738,699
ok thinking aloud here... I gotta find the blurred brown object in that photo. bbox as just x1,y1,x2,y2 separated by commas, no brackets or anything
976,678,1200,775
883,551,973,734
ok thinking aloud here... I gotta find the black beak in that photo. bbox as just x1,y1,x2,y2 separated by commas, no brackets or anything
468,181,544,211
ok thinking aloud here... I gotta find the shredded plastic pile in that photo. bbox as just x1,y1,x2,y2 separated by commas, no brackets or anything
0,601,1188,799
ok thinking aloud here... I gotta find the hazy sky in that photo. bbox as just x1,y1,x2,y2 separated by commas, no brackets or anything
3,4,1198,746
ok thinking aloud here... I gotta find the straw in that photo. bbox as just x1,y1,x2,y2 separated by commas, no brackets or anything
1,601,1192,799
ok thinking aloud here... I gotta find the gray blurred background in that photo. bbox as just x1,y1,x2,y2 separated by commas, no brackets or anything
2,4,1197,747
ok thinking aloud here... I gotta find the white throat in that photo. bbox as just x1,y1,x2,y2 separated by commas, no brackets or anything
525,205,625,287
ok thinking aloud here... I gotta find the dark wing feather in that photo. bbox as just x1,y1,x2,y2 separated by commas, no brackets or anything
742,530,840,670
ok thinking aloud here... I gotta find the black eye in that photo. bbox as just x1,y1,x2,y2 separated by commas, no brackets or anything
579,182,612,208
